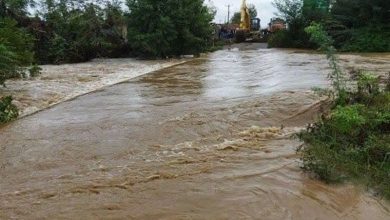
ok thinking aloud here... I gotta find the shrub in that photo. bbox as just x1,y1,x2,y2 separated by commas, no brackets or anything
268,30,292,48
300,23,390,199
0,96,19,123
29,64,42,77
341,26,390,52
298,73,390,199
330,105,366,134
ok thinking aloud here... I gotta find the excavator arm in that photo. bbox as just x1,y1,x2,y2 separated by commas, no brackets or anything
240,0,251,30
236,0,261,43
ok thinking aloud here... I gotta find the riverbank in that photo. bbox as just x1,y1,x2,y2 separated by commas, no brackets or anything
0,58,189,117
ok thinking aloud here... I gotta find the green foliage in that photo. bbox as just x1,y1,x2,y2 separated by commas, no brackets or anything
230,12,241,25
0,18,34,65
331,0,389,28
305,22,346,98
328,0,390,52
248,4,258,19
271,0,390,52
304,22,332,49
267,30,292,48
0,44,18,85
331,105,366,134
0,18,34,85
29,64,42,77
298,82,390,198
0,96,19,123
47,34,68,64
126,0,214,58
270,0,315,48
302,0,330,21
272,0,303,24
341,26,390,52
0,0,35,19
300,20,390,198
1,0,216,65
32,1,129,64
357,73,380,95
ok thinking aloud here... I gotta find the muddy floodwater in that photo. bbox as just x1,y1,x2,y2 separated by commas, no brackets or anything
1,45,390,219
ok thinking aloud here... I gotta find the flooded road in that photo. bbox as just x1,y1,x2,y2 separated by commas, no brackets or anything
1,45,389,219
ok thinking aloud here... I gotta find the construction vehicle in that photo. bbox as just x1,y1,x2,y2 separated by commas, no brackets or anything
268,18,286,33
235,0,261,43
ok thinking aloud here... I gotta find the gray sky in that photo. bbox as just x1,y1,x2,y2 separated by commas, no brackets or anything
206,0,277,27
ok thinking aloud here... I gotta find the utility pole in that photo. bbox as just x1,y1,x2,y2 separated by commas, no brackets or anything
226,4,231,24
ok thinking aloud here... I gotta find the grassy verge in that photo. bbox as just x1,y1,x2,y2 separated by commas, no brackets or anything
298,23,390,199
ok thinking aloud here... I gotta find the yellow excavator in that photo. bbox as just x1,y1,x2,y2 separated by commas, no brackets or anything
235,0,261,42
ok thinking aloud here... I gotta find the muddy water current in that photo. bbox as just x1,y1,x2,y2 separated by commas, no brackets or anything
1,46,389,219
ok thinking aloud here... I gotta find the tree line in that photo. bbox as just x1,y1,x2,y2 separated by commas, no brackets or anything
0,0,215,85
269,0,390,52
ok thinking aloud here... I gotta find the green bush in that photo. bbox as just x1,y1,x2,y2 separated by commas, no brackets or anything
331,105,366,134
341,26,390,52
268,28,315,49
0,96,19,123
268,30,292,48
301,23,390,199
299,74,390,199
29,64,42,77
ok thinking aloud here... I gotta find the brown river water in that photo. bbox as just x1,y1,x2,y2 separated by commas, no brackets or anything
1,45,389,219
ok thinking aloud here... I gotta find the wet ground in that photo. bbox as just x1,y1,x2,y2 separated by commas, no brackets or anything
1,45,389,219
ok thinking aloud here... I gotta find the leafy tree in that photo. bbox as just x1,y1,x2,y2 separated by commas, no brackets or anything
35,0,129,63
330,0,390,51
248,4,257,18
271,0,390,51
302,0,330,21
100,1,130,57
271,0,314,48
0,0,35,19
272,0,303,25
331,0,390,28
0,44,18,85
231,12,241,24
126,0,214,58
0,18,34,85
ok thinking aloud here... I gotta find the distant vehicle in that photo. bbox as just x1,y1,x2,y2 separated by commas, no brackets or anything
268,18,286,33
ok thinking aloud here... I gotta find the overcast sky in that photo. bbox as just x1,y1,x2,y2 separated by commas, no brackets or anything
206,0,277,27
